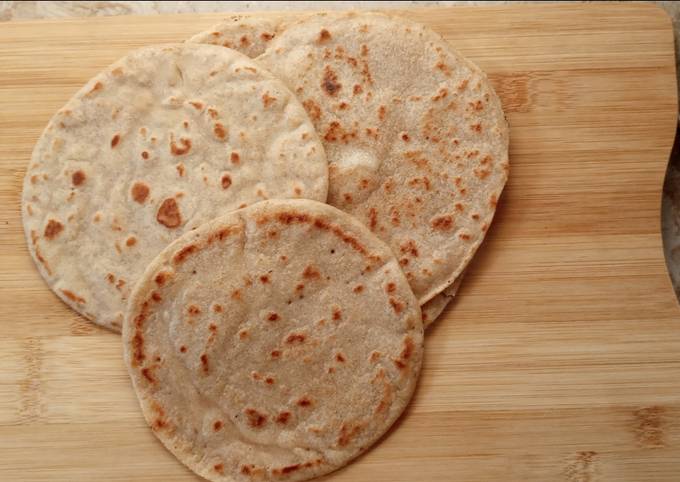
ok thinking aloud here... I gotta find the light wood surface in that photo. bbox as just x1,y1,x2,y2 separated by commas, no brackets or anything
1,3,679,481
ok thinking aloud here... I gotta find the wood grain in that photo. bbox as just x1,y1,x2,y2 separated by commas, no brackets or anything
1,3,679,481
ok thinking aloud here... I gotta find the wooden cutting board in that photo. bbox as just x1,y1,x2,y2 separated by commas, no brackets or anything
1,3,679,481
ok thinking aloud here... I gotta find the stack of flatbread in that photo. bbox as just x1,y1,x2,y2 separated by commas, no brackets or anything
22,11,508,482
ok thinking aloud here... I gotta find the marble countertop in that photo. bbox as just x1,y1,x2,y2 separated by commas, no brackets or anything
4,0,680,298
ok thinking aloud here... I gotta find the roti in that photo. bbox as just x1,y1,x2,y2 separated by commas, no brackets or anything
123,198,423,482
254,12,509,305
22,43,327,332
187,15,284,58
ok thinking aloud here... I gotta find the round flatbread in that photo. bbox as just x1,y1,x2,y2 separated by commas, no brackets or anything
255,12,509,305
22,43,327,332
123,198,423,482
188,15,284,58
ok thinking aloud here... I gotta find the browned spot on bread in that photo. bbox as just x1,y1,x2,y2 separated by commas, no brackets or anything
200,353,209,373
207,107,218,119
180,345,187,353
271,349,281,358
244,408,268,428
399,258,409,267
112,67,123,76
386,282,396,293
71,170,86,186
277,211,310,225
210,463,224,475
240,35,250,46
231,289,241,300
261,32,274,41
302,99,321,120
221,173,232,189
213,122,227,139
110,134,120,148
88,81,103,95
189,101,203,110
154,271,169,286
297,396,313,407
241,464,254,475
131,182,150,204
152,418,167,431
294,187,302,196
172,163,184,177
213,420,223,431
251,371,262,381
61,289,85,304
262,92,276,108
368,208,378,231
365,127,378,139
302,265,320,279
115,279,126,291
182,121,189,129
44,219,63,240
276,412,290,425
432,87,449,101
400,240,419,257
106,273,115,284
471,122,482,133
332,308,342,321
338,423,363,447
259,275,270,284
173,244,198,264
459,233,471,241
141,367,155,383
209,323,217,333
458,78,469,91
401,336,414,360
274,464,302,476
265,377,275,385
322,65,341,96
126,236,137,247
286,333,306,344
335,352,346,363
353,84,363,95
230,151,240,164
378,105,386,121
268,312,280,322
318,28,331,42
239,329,249,340
187,305,201,316
212,304,223,313
170,137,191,156
343,193,353,203
370,351,381,363
157,198,182,228
353,284,364,294
455,203,465,212
389,297,404,314
132,332,145,365
431,215,454,231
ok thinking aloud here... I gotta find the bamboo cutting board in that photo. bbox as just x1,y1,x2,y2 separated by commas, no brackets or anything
1,3,679,481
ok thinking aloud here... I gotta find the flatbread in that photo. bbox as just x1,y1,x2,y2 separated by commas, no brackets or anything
187,15,284,58
22,43,327,332
255,12,509,305
123,198,423,482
